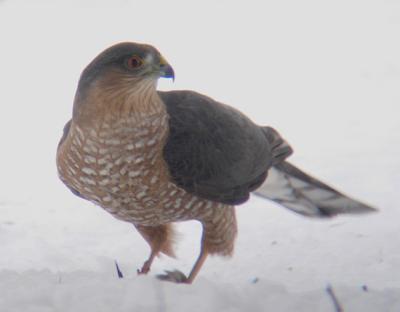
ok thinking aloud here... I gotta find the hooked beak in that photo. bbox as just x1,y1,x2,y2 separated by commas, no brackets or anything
158,56,175,81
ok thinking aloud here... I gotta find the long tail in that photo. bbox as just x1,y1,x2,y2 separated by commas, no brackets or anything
254,161,376,217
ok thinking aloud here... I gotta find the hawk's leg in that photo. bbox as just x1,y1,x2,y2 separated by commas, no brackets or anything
158,205,237,284
186,247,208,282
135,224,176,275
137,249,157,275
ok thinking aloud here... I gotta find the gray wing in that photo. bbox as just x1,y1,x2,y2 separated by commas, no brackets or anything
159,90,292,205
159,90,374,215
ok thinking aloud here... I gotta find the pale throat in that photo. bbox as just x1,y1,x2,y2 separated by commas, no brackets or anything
75,77,166,127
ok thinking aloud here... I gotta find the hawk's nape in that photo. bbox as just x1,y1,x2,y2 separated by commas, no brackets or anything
57,42,376,284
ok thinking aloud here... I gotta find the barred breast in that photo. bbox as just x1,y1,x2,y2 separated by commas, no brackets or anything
57,113,220,226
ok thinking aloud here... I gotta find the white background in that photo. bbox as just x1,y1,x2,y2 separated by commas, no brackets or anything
0,1,399,311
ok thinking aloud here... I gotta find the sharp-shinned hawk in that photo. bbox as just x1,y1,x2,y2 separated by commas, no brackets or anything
57,42,375,283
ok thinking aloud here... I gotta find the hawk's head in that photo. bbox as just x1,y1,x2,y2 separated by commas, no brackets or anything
73,42,174,120
77,42,174,94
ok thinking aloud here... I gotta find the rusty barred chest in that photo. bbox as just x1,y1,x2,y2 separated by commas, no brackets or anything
57,113,218,226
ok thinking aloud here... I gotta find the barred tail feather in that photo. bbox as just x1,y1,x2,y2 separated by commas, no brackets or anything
254,161,376,217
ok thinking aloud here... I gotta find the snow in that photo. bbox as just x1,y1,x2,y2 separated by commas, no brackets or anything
1,0,400,311
2,271,400,312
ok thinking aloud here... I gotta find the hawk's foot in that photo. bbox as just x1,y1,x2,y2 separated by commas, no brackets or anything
137,259,152,275
156,270,190,284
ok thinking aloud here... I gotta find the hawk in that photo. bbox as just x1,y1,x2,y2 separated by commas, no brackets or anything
57,42,375,283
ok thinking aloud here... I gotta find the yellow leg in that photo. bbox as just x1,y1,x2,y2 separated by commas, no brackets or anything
185,248,209,283
137,249,158,275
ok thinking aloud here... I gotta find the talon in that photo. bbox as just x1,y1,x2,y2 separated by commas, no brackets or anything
137,268,145,275
137,260,151,275
157,270,189,283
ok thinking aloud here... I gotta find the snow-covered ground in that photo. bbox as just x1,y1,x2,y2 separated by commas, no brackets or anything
1,1,399,311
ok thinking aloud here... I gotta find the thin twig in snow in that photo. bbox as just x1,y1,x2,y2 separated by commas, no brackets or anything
115,260,124,278
326,284,343,312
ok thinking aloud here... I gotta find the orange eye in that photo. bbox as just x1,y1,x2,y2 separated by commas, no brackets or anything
127,55,143,69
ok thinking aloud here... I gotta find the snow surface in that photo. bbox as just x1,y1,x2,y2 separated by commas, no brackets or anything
1,0,400,311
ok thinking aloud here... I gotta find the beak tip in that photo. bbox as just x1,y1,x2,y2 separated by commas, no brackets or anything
159,56,175,81
161,65,175,81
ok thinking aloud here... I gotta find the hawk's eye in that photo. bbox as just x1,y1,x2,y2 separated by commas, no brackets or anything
127,55,143,69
